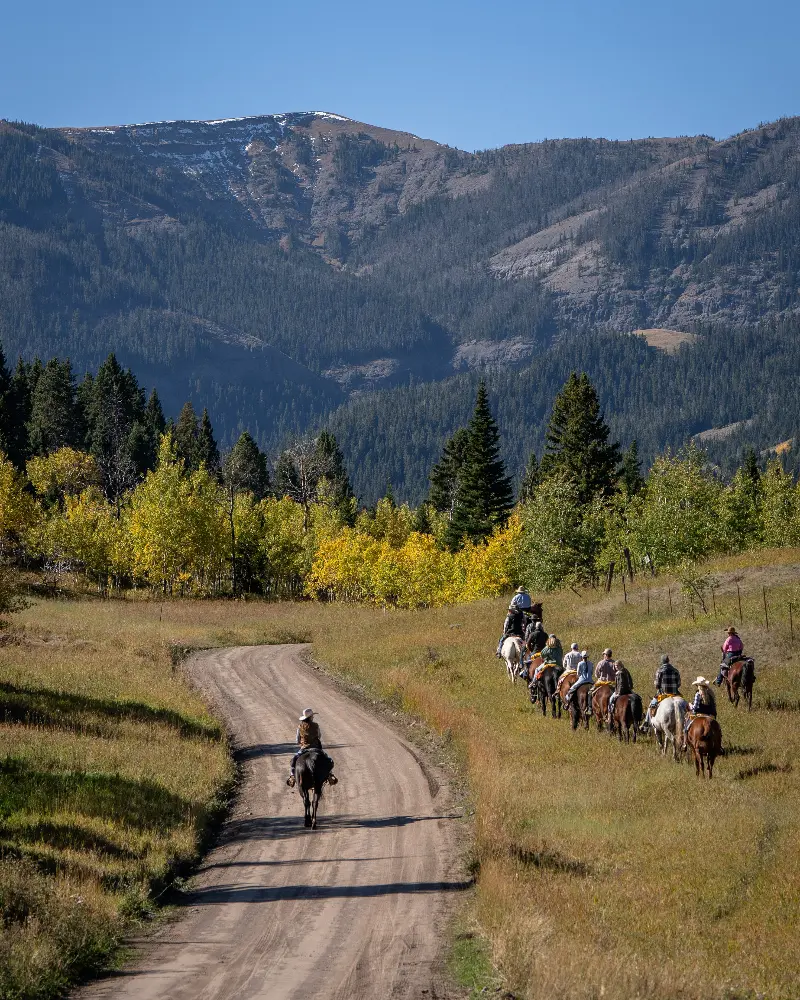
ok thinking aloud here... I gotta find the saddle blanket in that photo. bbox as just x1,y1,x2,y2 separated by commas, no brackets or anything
595,679,615,687
560,669,577,684
688,713,715,722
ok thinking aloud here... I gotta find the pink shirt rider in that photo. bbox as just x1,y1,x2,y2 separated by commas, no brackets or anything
722,635,743,655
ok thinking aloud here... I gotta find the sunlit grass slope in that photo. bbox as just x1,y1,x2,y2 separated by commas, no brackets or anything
312,549,800,1000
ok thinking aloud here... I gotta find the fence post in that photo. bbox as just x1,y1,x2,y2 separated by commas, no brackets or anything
646,586,650,615
763,587,769,630
605,562,615,593
668,587,673,615
622,574,628,604
790,602,795,643
711,586,717,618
737,585,743,625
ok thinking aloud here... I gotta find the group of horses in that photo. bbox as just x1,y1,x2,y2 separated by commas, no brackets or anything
500,633,756,780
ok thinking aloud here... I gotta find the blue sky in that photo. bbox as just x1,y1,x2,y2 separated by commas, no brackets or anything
2,0,798,150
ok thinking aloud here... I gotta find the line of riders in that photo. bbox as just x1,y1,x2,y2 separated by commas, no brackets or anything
497,586,756,742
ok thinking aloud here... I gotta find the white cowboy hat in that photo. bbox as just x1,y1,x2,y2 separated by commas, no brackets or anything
299,707,315,721
570,642,579,651
581,650,588,657
692,677,710,687
515,586,527,593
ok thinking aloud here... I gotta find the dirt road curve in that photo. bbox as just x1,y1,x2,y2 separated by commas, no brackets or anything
78,645,464,1000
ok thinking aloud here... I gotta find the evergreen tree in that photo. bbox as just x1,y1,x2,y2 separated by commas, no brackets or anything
5,359,33,467
197,408,221,476
743,446,761,487
223,431,270,500
27,359,84,456
383,481,395,508
174,401,200,472
412,502,432,534
0,346,12,459
620,440,644,497
446,382,513,548
540,372,621,505
428,427,471,516
82,354,147,506
519,450,539,503
313,430,355,524
142,389,166,470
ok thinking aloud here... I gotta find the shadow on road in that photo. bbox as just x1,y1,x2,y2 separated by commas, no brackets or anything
235,742,354,761
221,813,459,844
187,879,471,905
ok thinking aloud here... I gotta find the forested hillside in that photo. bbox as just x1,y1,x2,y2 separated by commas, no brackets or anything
1,112,799,498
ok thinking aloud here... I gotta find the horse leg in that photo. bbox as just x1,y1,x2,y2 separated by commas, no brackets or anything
541,687,547,716
311,788,319,829
303,789,312,827
708,753,715,779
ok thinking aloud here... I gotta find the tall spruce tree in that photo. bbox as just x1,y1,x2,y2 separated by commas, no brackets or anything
0,346,12,460
4,358,33,468
142,389,166,469
197,408,221,476
445,382,513,548
540,372,621,505
223,431,270,500
314,430,355,524
428,426,471,517
27,359,84,456
174,401,201,472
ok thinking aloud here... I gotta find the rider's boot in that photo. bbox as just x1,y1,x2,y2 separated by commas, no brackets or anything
327,773,338,785
286,774,296,787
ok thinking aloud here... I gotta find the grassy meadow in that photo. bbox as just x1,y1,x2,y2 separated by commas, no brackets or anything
2,551,800,998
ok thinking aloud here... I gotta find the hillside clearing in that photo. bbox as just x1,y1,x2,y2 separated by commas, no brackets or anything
633,327,698,353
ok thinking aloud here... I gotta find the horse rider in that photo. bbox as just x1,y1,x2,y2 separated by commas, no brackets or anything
562,641,582,675
529,633,563,699
607,658,634,722
715,626,745,685
509,585,533,612
525,618,548,655
587,647,616,708
648,653,682,713
564,650,593,708
287,708,338,787
682,676,717,749
496,592,529,658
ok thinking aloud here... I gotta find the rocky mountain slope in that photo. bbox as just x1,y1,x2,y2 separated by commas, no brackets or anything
1,111,799,496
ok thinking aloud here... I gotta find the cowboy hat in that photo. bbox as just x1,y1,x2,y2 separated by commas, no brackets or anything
692,677,710,687
603,648,612,657
299,707,315,721
581,650,588,657
515,586,527,593
726,626,738,634
570,642,579,651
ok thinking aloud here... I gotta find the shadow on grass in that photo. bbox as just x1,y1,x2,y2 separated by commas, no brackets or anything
0,681,219,740
735,761,792,780
0,819,141,859
508,844,593,877
762,696,800,713
0,759,192,831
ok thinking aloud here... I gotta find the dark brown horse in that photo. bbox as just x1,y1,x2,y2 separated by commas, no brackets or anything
725,658,755,710
559,673,590,730
609,693,643,743
532,664,560,717
686,716,722,778
294,749,334,828
591,684,613,731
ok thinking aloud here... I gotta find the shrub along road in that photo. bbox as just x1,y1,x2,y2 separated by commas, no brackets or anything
77,644,463,1000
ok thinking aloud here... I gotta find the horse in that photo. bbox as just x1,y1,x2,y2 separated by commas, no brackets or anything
685,716,723,778
724,658,755,710
501,636,525,683
294,749,334,829
609,692,643,743
532,663,560,717
559,673,590,730
591,684,613,732
642,696,686,761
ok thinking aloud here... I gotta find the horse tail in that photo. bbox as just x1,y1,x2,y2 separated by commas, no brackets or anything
630,692,643,725
742,657,755,686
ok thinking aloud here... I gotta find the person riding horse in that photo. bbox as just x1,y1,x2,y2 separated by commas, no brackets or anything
607,659,634,722
287,708,338,788
529,633,563,699
525,618,548,655
587,648,615,708
715,626,747,686
649,653,682,712
562,642,582,675
496,587,532,657
564,650,593,708
682,676,717,750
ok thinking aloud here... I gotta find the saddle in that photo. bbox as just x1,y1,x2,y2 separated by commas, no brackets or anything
656,692,680,703
688,712,715,721
595,679,615,688
561,669,577,685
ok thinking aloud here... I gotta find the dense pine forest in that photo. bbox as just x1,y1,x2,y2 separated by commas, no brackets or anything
1,114,799,500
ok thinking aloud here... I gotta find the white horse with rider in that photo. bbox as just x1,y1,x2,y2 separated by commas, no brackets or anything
500,636,525,683
641,695,687,760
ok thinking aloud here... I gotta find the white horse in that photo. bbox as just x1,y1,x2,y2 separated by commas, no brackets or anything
642,695,687,761
500,636,525,683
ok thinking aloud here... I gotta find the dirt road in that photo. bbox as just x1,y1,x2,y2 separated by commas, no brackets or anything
79,645,464,1000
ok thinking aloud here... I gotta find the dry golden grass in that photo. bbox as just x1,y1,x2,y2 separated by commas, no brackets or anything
4,551,800,998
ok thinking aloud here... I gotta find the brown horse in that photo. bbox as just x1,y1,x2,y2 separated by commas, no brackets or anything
609,693,643,743
591,684,613,731
725,658,755,710
685,716,722,778
559,673,590,730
